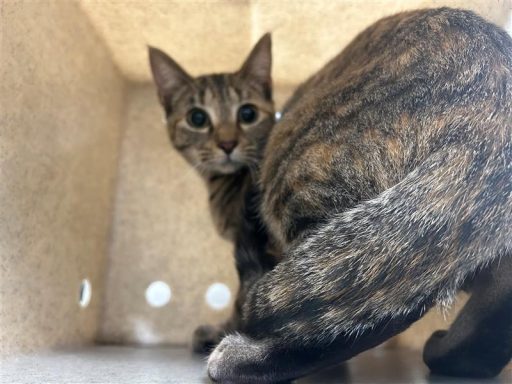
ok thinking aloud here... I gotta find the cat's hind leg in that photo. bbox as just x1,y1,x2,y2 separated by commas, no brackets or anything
423,255,512,378
208,308,427,383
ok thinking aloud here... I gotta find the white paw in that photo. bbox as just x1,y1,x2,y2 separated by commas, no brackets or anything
207,334,267,383
207,342,224,381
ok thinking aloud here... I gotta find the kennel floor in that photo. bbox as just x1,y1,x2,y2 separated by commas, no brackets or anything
2,345,511,384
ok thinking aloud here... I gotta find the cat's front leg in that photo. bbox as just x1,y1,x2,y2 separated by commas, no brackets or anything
192,324,226,354
192,292,242,354
193,212,275,354
192,265,270,354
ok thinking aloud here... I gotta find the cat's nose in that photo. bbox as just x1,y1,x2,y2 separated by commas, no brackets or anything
218,140,238,155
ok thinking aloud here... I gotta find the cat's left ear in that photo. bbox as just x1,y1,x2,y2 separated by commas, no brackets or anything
238,33,272,99
148,46,193,107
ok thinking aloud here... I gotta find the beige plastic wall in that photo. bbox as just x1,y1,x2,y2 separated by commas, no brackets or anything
0,1,126,355
79,0,512,88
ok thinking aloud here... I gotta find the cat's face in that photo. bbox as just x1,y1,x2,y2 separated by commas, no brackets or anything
149,34,274,176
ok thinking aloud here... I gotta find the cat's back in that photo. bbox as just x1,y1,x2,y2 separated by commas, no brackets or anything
282,8,512,114
262,8,512,247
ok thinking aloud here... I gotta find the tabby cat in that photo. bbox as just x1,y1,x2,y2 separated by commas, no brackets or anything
204,8,512,383
148,34,277,353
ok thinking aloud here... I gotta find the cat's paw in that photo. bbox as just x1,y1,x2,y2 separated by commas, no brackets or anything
192,325,222,354
207,334,272,383
423,330,502,378
206,337,229,382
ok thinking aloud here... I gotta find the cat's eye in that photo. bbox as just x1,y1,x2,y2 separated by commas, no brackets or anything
187,108,209,128
238,104,258,124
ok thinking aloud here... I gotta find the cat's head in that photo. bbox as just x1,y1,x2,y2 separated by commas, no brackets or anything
149,34,274,176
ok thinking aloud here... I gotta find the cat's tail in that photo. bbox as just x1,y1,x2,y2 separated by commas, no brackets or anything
242,138,511,344
208,137,511,383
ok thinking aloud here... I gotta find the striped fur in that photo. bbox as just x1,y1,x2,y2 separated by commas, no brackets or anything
208,8,512,382
149,34,277,353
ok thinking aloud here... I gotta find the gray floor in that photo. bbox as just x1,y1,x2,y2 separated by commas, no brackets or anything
1,346,511,384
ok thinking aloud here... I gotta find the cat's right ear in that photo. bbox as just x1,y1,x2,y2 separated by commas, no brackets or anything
148,46,193,107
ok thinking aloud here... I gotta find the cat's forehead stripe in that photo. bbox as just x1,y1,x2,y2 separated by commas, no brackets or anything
200,75,244,120
204,87,214,105
240,88,251,100
228,86,241,102
212,75,232,103
192,77,207,104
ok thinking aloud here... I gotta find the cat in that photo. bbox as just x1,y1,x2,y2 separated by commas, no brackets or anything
206,8,512,383
148,34,277,353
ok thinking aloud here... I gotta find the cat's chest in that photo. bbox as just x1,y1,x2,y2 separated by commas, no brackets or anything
209,196,244,241
206,172,250,241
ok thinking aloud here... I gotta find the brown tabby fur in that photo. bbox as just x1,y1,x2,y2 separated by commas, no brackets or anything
148,35,277,353
207,8,512,383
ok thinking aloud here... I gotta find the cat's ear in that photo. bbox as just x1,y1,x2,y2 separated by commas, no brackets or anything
238,33,272,98
148,46,193,105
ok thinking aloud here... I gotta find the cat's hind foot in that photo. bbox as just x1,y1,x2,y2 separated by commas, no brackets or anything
423,257,512,378
424,330,507,378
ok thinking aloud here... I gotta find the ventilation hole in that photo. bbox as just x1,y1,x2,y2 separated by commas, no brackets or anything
205,282,231,310
145,281,172,307
275,111,282,121
79,279,92,308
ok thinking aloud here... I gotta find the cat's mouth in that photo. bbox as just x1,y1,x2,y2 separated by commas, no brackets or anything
207,154,245,174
